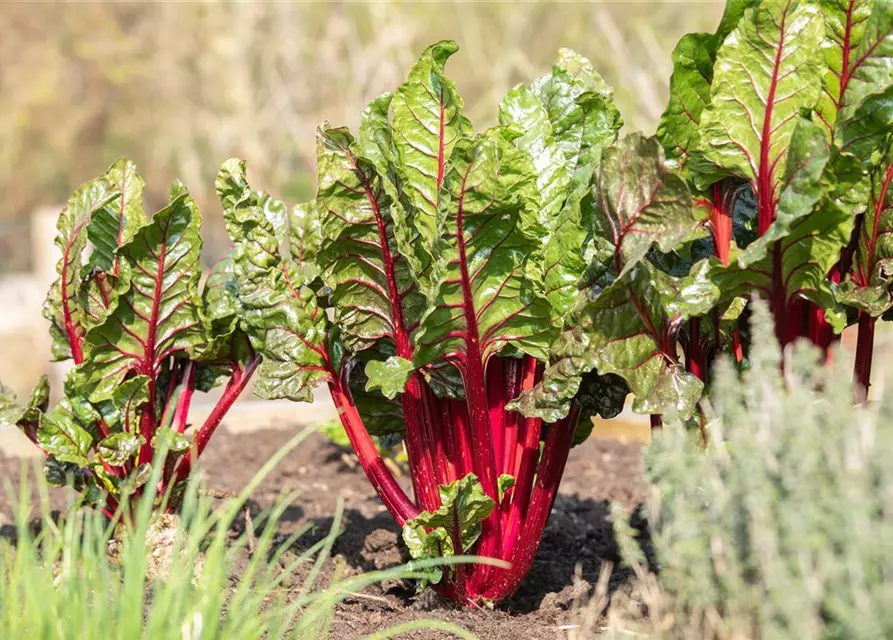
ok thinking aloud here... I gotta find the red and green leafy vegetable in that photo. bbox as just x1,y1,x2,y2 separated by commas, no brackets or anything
221,40,703,605
0,160,258,517
657,0,893,396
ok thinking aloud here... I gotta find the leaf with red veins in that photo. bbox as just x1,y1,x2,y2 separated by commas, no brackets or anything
835,0,893,130
658,0,757,176
839,143,893,315
316,125,425,355
415,127,555,369
77,189,204,403
217,160,331,403
582,262,702,418
516,261,703,422
43,177,119,363
0,376,49,435
75,159,147,335
694,0,824,233
87,158,147,275
738,119,831,264
38,395,101,466
691,124,851,333
391,40,474,246
657,32,718,169
815,0,873,137
833,4,893,161
591,133,700,278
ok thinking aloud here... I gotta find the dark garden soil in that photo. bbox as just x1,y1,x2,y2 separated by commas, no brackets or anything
0,426,648,640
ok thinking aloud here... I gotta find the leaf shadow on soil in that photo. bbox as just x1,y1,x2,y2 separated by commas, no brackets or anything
285,494,652,615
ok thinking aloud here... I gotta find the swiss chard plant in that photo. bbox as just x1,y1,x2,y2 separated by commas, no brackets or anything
0,160,259,518
652,0,893,397
220,40,706,605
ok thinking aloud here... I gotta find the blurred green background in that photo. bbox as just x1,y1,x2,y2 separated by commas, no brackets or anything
0,1,723,272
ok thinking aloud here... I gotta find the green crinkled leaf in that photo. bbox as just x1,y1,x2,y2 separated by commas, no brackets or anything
193,249,256,372
151,429,190,454
517,261,703,422
508,53,621,321
668,256,726,319
77,263,130,334
540,176,598,320
575,91,623,172
498,50,622,325
202,250,240,338
121,462,152,495
501,48,621,240
43,177,119,361
579,262,703,418
43,457,109,503
574,371,629,425
356,92,397,174
837,280,893,316
566,370,630,448
218,160,331,403
415,127,556,366
657,32,717,169
401,473,496,582
498,82,571,236
497,474,515,504
391,40,474,246
365,356,414,400
693,1,824,193
402,526,450,588
97,432,145,466
840,141,893,316
532,50,621,173
657,0,757,171
316,124,425,353
94,375,149,435
77,190,204,403
835,0,893,130
44,457,82,488
507,329,592,423
86,158,146,274
838,84,893,162
591,134,699,278
0,376,49,429
738,119,831,266
38,397,97,466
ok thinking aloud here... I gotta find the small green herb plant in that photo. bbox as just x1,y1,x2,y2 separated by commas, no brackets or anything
611,301,893,639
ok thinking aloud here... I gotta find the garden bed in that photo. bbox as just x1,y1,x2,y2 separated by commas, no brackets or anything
0,427,646,639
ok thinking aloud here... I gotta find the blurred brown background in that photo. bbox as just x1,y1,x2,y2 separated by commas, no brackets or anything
0,1,723,272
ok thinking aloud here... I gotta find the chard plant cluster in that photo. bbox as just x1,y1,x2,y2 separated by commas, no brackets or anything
1,0,892,608
0,161,259,518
